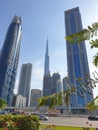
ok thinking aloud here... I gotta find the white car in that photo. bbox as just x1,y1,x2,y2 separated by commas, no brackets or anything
39,115,48,120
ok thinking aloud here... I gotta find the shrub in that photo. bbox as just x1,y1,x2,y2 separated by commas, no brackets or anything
0,115,39,130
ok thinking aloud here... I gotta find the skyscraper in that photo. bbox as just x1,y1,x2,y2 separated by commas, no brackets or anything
64,7,93,108
43,39,52,96
62,77,70,92
18,63,32,106
56,79,63,94
52,72,61,94
43,75,52,96
44,39,50,75
0,16,22,106
30,89,42,107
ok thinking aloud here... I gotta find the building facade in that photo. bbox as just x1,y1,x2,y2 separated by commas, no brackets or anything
56,79,63,93
30,89,42,107
18,63,32,106
62,77,71,92
12,94,26,107
43,39,52,96
43,75,52,96
52,72,61,94
0,16,22,106
64,7,93,108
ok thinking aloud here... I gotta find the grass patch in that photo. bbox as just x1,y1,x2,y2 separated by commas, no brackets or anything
40,124,96,130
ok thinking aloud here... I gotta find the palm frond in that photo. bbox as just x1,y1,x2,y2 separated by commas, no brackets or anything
93,53,98,67
86,96,98,112
90,39,98,48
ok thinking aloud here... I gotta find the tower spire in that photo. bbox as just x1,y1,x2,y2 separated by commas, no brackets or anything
44,38,50,75
46,38,48,54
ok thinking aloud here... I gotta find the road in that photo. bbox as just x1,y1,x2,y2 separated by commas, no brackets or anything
40,116,98,128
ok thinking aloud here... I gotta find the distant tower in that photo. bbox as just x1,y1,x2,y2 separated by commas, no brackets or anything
30,89,42,107
52,72,61,94
44,38,50,75
62,77,71,92
0,16,22,106
64,7,93,108
56,79,63,93
43,75,52,96
18,63,32,106
43,39,52,96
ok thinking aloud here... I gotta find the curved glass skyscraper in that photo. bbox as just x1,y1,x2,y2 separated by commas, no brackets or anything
0,16,22,106
64,7,93,109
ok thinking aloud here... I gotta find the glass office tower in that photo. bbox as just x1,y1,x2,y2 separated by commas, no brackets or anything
0,16,22,106
64,7,93,108
18,63,32,106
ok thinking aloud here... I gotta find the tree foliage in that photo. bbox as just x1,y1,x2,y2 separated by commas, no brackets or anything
63,86,76,106
0,98,7,109
86,96,98,112
38,86,76,109
65,22,98,66
38,93,62,109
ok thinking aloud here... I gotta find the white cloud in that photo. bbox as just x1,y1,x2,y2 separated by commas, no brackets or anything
50,49,67,78
32,60,44,80
50,49,65,58
31,60,44,90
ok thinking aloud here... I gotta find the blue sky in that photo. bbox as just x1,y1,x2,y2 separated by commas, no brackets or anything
0,0,98,97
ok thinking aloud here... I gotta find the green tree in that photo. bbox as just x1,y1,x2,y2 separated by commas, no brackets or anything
0,98,7,109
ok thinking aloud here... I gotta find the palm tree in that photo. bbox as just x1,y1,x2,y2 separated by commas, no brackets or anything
0,98,7,110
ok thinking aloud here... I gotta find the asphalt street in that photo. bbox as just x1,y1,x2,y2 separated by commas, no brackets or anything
40,116,98,128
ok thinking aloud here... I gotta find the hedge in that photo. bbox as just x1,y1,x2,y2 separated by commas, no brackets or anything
0,115,39,130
